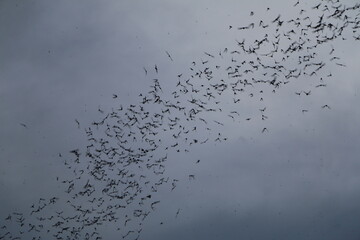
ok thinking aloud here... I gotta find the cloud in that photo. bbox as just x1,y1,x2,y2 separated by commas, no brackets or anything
1,0,360,239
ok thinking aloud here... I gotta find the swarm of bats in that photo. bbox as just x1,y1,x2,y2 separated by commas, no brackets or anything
2,1,360,239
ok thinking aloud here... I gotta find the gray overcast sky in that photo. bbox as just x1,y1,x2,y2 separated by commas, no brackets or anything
1,0,360,239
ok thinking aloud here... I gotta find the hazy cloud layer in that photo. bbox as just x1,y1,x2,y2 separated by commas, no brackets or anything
1,0,360,239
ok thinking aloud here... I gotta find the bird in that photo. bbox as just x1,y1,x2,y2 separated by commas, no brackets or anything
75,119,80,129
165,51,173,61
175,208,181,218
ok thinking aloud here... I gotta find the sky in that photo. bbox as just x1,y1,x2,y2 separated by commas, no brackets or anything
1,0,360,239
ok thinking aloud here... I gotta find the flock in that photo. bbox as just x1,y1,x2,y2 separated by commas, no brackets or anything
1,0,360,239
